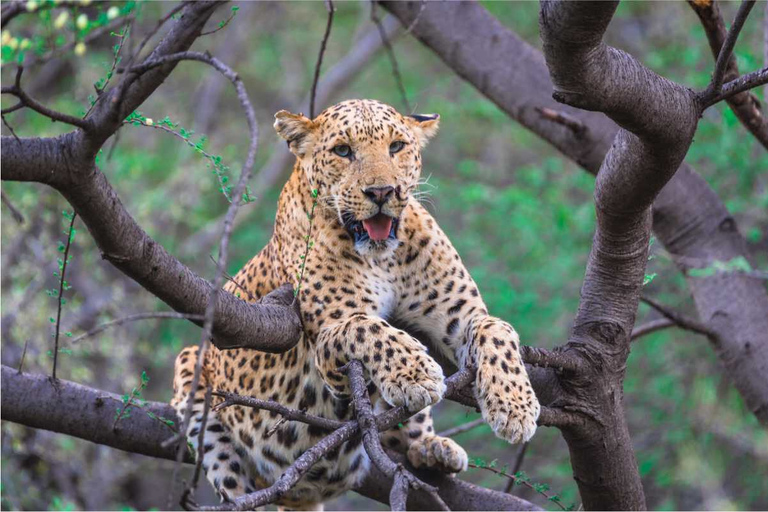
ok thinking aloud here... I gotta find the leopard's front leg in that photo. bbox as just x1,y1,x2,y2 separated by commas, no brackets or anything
461,316,539,444
314,315,446,412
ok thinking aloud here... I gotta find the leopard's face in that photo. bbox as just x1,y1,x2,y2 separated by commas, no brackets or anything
274,99,439,256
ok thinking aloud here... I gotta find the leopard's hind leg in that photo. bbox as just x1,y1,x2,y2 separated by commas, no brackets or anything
171,346,258,502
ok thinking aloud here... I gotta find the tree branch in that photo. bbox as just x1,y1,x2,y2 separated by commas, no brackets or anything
706,0,757,98
1,366,543,511
640,295,717,340
631,318,674,341
705,66,768,108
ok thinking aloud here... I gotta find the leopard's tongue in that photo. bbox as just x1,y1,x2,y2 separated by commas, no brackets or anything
362,213,393,241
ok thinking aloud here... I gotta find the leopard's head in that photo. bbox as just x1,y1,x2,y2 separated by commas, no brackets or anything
274,99,439,255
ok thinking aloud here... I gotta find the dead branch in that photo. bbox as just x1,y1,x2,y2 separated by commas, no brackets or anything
705,67,768,108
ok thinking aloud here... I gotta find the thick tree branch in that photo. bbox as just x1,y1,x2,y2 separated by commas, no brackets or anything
381,0,768,427
688,0,768,148
538,1,704,508
0,367,542,511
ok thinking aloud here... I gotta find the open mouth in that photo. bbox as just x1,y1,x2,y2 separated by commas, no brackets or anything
344,212,399,244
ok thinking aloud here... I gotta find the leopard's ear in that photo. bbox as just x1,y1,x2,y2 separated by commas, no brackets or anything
274,110,318,157
406,113,440,147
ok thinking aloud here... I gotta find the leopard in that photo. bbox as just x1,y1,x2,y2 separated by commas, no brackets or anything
171,99,540,510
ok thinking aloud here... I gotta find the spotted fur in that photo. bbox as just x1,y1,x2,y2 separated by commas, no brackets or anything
171,99,539,509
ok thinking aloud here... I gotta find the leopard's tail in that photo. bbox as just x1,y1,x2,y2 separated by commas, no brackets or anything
171,346,256,502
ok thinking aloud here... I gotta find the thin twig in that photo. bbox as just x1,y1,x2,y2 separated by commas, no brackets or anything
123,2,186,71
504,442,529,493
437,417,485,438
705,66,768,108
84,19,133,120
212,391,346,431
631,317,675,341
370,1,411,112
200,8,239,37
52,212,77,381
309,0,335,118
182,386,213,505
1,114,21,144
687,0,768,149
402,0,426,35
2,67,90,129
468,462,567,511
640,295,715,339
16,340,29,374
21,16,134,68
1,190,25,223
709,0,757,94
69,312,205,344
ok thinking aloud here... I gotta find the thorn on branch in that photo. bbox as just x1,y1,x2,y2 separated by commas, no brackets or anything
534,106,587,136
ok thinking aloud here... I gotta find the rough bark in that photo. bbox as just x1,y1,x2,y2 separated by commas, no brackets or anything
381,0,768,427
0,366,541,511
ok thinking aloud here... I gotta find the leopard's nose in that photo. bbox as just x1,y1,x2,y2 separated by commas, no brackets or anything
363,185,395,206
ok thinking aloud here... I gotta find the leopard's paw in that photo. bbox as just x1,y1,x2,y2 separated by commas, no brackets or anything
377,352,445,411
407,435,468,473
476,365,539,444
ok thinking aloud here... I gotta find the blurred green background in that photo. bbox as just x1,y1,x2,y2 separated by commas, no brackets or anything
2,1,766,510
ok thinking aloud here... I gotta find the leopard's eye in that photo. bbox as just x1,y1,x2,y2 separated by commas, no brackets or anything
389,141,406,155
332,145,352,158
